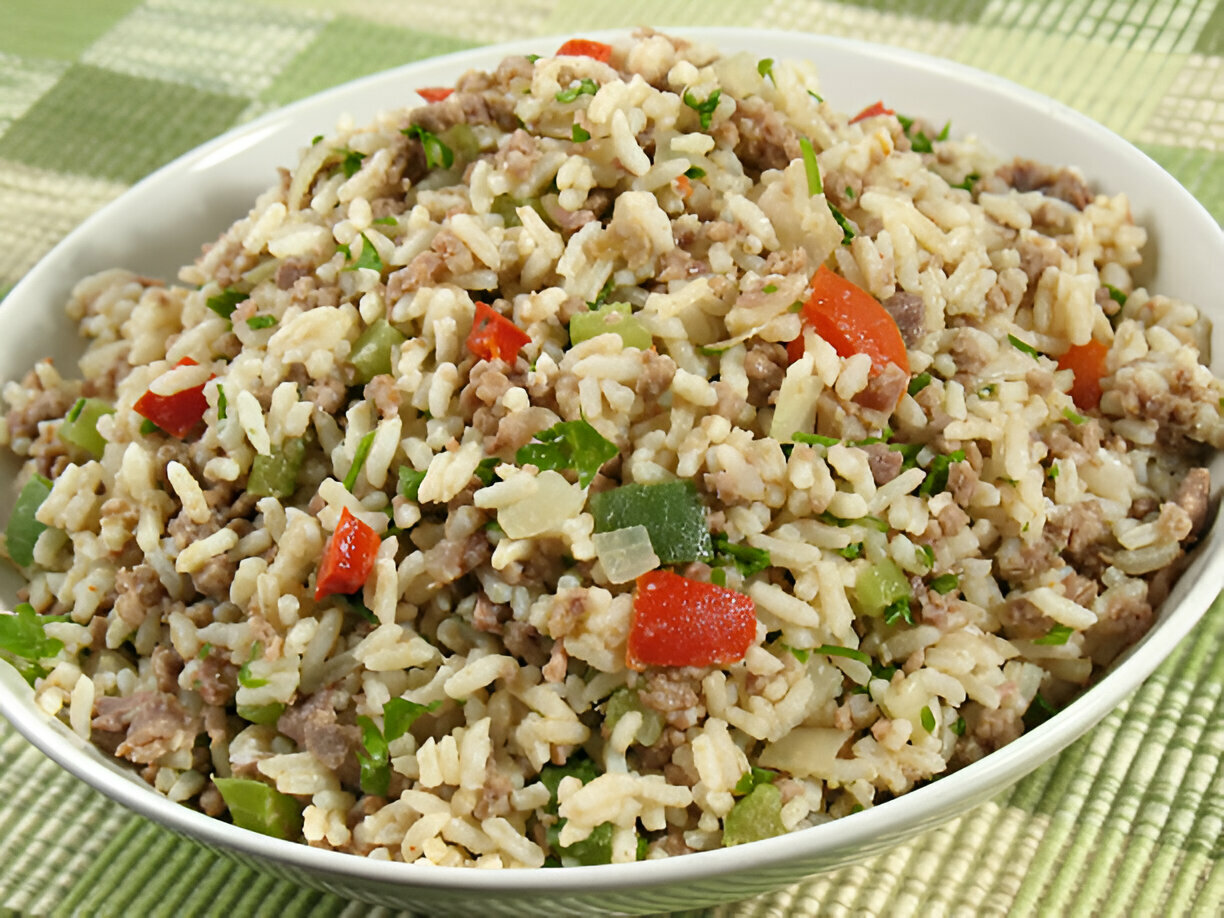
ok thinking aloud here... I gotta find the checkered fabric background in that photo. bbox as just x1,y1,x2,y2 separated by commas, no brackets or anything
0,1,1221,915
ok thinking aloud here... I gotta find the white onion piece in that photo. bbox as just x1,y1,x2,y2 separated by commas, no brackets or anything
593,525,660,584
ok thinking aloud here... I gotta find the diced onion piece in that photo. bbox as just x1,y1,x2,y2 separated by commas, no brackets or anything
496,470,586,539
592,525,660,584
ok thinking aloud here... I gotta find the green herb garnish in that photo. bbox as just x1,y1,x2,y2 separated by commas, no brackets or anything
918,449,966,497
344,233,384,273
1008,333,1041,359
829,203,855,244
343,429,377,491
792,432,839,447
683,88,722,130
555,78,598,104
1034,624,1074,646
515,418,617,488
815,644,872,667
1103,284,1127,306
920,705,937,732
397,466,427,501
684,165,706,179
571,123,591,142
237,642,267,688
757,58,774,81
338,148,365,178
929,572,959,594
711,533,771,578
206,288,246,320
403,124,454,170
799,136,822,196
1062,407,1087,425
907,372,932,396
733,766,777,796
951,172,979,192
246,315,277,330
837,542,863,560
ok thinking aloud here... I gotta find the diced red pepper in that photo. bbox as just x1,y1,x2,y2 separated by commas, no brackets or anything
417,86,454,103
133,357,214,438
556,38,613,63
788,265,910,376
850,100,894,124
627,571,757,670
466,302,531,363
1057,339,1109,411
315,507,380,601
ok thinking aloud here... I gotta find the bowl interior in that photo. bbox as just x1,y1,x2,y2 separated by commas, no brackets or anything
1,27,1222,913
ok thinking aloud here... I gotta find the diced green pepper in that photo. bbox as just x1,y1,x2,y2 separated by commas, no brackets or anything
247,437,306,499
568,302,653,350
854,557,912,617
590,480,713,565
236,702,286,725
722,782,786,846
604,687,664,746
58,397,114,459
213,777,303,840
350,318,407,384
440,123,480,162
546,820,617,866
5,474,53,567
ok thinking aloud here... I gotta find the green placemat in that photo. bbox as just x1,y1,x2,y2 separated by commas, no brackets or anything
1,1,1222,915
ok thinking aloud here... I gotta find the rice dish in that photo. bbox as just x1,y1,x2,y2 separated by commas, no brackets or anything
1,29,1220,867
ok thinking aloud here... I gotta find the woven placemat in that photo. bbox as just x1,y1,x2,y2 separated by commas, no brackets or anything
1,1,1222,914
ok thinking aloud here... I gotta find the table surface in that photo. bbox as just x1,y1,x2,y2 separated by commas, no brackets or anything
1,1,1223,915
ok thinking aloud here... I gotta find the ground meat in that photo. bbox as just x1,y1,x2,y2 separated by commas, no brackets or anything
998,596,1054,640
423,528,490,586
994,157,1093,210
501,621,549,668
995,538,1058,588
92,692,201,766
540,196,599,234
634,350,677,404
459,360,513,419
970,705,1025,754
1045,500,1109,569
744,341,787,407
113,563,167,628
471,593,510,633
947,460,979,506
408,87,519,138
364,374,401,419
191,554,237,600
1173,467,1211,540
542,642,568,683
305,376,346,415
276,691,360,773
492,129,541,183
472,762,514,821
862,442,903,485
275,257,313,290
730,96,800,173
639,669,706,731
151,646,184,693
489,406,560,457
1015,236,1063,303
1088,585,1154,665
881,291,925,347
386,252,446,300
853,361,908,412
4,370,74,445
194,652,237,706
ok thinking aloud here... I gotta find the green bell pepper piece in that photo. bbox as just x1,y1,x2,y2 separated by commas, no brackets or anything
569,302,653,350
213,777,303,840
590,480,713,565
722,782,786,846
604,687,664,746
5,474,53,567
58,397,114,459
247,437,306,499
350,318,406,383
235,702,286,725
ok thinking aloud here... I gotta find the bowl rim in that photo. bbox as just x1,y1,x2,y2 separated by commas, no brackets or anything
2,24,1223,897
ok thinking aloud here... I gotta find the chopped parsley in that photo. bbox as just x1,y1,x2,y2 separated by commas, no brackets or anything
845,185,856,199
310,134,324,146
396,465,427,501
684,165,706,179
1007,333,1042,359
808,90,823,103
882,596,914,626
1063,407,1087,425
356,698,442,797
756,58,774,82
1034,624,1074,646
837,542,864,560
515,418,618,488
343,429,377,491
237,642,267,689
918,544,935,570
815,644,872,667
140,418,163,435
952,716,967,736
245,315,277,330
1103,284,1128,306
799,136,822,195
198,643,213,660
951,171,979,192
929,572,959,594
816,510,889,533
829,202,855,245
1047,462,1060,480
785,645,811,663
216,384,227,421
711,533,772,578
907,372,933,396
402,124,454,170
762,283,778,294
344,233,384,273
206,288,246,320
682,88,722,130
373,216,398,226
555,78,599,103
474,456,499,487
526,54,541,63
920,705,937,732
1023,692,1059,730
918,449,966,497
338,148,366,179
571,122,591,142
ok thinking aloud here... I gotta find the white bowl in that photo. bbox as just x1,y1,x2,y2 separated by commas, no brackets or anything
2,27,1222,917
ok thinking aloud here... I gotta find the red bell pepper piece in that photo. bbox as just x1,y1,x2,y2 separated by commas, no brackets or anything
556,38,613,63
788,265,910,376
1057,339,1109,411
133,356,214,438
417,87,454,103
466,302,531,363
850,100,894,124
315,507,380,601
627,570,757,670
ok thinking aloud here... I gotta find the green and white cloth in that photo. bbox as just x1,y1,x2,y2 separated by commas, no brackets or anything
0,1,1222,914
